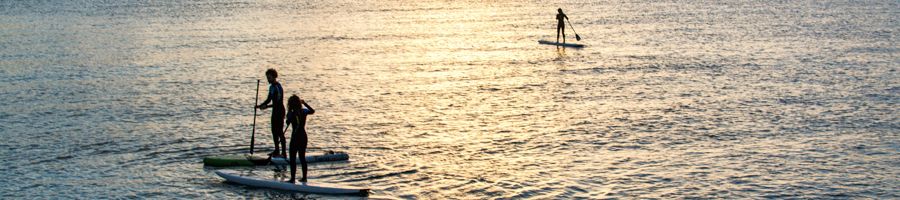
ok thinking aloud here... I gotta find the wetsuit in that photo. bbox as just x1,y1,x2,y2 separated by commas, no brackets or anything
259,82,286,156
286,102,314,182
556,12,568,43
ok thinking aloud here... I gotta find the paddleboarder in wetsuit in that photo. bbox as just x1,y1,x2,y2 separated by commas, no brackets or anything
556,8,569,43
285,95,315,183
257,69,286,158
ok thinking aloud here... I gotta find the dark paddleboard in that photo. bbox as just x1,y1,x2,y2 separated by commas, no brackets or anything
538,40,585,48
203,151,349,167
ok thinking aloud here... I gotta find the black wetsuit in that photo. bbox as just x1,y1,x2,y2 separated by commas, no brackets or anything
286,102,314,182
259,82,285,156
556,12,568,43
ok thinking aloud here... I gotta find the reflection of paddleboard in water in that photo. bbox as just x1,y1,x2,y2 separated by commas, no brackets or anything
538,40,585,48
203,151,349,167
216,169,370,196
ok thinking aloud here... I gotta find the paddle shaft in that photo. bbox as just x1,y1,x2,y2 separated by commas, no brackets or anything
566,18,581,41
250,80,260,154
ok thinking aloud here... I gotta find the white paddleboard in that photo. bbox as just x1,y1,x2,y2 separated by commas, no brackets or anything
538,40,585,48
215,169,369,196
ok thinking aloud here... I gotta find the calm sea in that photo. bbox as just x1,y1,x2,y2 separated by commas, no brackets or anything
0,0,897,199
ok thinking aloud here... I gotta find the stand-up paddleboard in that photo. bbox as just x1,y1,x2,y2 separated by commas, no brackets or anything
538,40,585,48
204,151,349,167
204,154,271,167
271,151,350,165
216,169,369,196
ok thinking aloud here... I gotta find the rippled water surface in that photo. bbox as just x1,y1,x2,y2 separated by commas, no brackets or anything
1,0,898,199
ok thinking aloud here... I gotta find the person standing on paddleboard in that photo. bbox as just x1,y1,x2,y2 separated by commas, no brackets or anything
284,95,315,183
257,69,286,158
556,8,569,43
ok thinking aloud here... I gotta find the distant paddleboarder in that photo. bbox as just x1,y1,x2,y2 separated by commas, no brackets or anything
556,8,569,43
284,95,315,183
256,69,286,158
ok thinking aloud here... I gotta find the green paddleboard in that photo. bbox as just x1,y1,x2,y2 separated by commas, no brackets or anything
203,154,270,167
204,151,350,167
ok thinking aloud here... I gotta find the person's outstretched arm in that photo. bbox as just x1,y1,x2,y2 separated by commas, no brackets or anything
301,101,315,115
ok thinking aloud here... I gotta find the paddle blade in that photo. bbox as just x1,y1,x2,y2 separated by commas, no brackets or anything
575,34,581,41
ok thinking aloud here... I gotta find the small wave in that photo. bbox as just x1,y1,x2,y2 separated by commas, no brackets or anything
607,145,643,151
29,158,56,165
318,35,373,41
357,6,462,13
343,169,418,182
560,62,726,74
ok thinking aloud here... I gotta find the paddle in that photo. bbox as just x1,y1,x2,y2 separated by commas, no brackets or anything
250,79,260,155
566,18,582,41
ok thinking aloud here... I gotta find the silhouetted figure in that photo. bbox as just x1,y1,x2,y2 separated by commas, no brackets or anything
556,8,569,43
257,69,286,158
285,95,315,183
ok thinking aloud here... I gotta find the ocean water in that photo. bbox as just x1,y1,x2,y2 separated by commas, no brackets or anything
0,0,897,199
